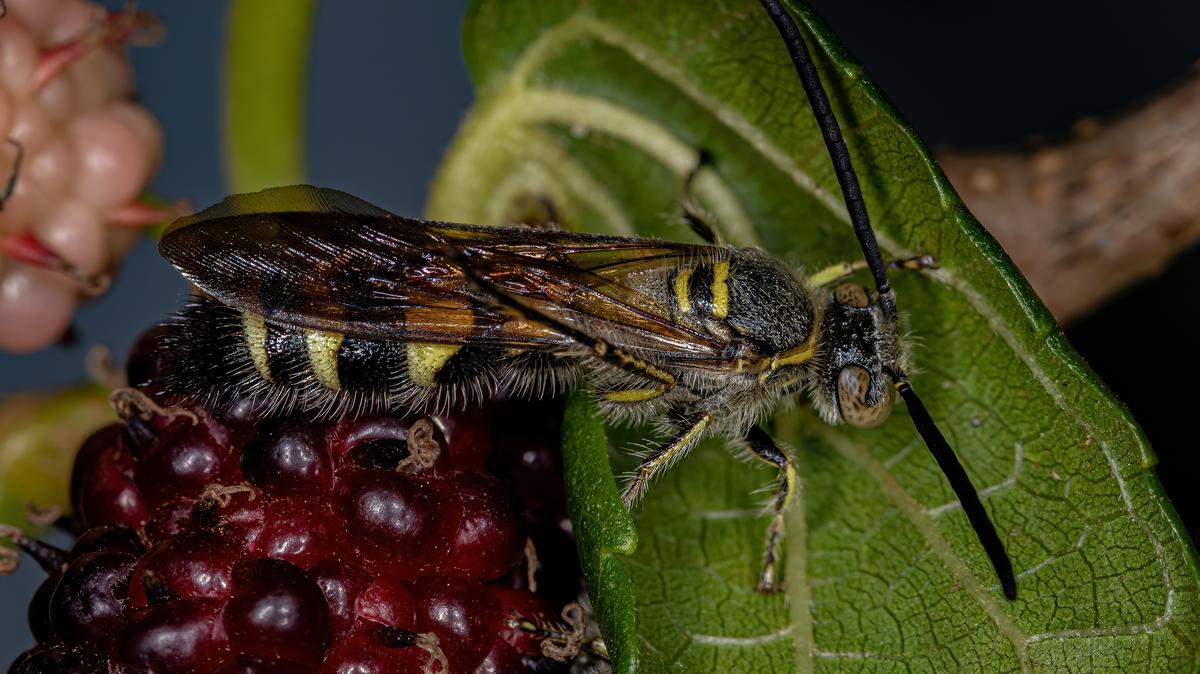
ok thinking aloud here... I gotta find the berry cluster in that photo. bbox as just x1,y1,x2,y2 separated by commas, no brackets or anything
0,0,170,353
4,339,587,672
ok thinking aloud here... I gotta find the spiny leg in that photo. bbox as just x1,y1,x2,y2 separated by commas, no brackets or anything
743,425,797,593
680,149,723,245
809,254,937,288
621,411,712,508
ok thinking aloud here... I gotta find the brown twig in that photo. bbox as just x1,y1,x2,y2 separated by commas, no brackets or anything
938,69,1200,322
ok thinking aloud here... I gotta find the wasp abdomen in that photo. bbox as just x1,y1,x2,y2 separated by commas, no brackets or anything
163,298,534,416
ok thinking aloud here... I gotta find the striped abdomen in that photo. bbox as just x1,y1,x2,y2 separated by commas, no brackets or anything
160,298,572,416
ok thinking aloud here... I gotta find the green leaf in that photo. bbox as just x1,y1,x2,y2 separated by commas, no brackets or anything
431,1,1200,671
223,0,318,192
0,385,113,533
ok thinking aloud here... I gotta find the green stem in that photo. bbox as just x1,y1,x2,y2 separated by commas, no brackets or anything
223,0,319,192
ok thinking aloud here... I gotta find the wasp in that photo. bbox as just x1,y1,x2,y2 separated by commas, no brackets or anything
157,0,1016,600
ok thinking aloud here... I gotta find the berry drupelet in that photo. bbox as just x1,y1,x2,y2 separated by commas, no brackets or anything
4,336,591,672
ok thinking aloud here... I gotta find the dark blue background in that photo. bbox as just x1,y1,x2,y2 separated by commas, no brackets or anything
2,0,1198,664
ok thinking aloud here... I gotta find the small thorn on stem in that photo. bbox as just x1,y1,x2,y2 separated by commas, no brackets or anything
398,418,441,473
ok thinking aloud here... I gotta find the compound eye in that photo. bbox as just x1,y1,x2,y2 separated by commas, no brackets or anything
837,365,893,428
835,283,870,308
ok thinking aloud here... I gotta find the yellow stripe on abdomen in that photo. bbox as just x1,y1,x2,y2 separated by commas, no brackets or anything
674,269,692,314
242,312,272,381
305,329,344,390
407,343,463,387
710,260,730,320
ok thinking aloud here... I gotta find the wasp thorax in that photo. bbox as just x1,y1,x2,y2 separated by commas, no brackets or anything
836,365,893,428
835,283,870,308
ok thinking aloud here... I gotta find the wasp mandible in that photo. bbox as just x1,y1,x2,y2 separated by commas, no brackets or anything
157,0,1016,600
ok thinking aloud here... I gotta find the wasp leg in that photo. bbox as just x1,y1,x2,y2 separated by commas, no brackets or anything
450,250,679,392
743,425,796,593
621,411,712,508
680,149,723,245
810,254,938,288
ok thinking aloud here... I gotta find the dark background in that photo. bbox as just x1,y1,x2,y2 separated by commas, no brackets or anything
2,0,1198,663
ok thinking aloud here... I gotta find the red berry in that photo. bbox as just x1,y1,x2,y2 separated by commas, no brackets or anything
49,550,136,649
473,638,527,674
192,487,265,550
27,572,60,642
70,424,146,529
440,473,526,580
222,558,332,667
14,381,583,671
136,531,239,604
255,497,344,568
133,420,238,506
143,498,196,543
330,415,422,471
490,585,558,656
319,628,427,674
306,560,371,640
112,602,227,673
9,643,106,674
336,470,442,576
356,575,416,629
212,655,313,674
411,574,501,673
242,421,332,494
68,525,145,558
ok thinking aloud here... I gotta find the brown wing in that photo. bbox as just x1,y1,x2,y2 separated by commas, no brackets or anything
160,185,729,361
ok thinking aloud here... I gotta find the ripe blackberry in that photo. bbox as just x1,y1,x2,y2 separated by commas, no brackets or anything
3,338,592,672
0,0,175,353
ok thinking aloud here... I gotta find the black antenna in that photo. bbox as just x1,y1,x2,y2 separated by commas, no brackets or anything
759,0,1017,600
758,0,894,318
897,382,1017,600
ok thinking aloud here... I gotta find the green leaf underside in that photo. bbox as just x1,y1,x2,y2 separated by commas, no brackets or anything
429,1,1200,672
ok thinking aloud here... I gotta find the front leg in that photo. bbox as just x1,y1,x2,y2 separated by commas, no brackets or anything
809,254,937,288
742,425,797,593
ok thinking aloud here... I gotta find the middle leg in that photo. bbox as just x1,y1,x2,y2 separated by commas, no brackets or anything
742,425,797,593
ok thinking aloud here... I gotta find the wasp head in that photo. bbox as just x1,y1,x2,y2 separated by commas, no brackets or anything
813,283,908,428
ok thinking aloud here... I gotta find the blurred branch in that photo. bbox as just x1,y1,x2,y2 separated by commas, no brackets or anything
938,69,1200,323
223,0,318,192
